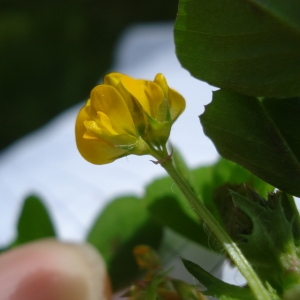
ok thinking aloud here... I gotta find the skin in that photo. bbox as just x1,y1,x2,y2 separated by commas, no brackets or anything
0,239,112,300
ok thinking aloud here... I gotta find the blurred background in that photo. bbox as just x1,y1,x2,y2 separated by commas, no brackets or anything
0,0,178,151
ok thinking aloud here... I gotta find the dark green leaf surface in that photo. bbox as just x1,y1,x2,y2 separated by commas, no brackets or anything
15,195,56,246
181,258,255,300
174,0,300,97
200,90,300,196
249,0,300,32
87,196,163,291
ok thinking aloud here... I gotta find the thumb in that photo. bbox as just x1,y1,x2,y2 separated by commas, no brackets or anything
0,239,111,300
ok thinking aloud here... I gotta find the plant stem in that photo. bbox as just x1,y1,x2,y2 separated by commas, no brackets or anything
161,158,272,300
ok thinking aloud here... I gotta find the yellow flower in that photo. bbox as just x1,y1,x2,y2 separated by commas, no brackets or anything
75,84,149,164
75,73,185,164
104,72,185,147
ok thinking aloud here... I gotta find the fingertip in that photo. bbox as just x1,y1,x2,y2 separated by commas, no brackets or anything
0,239,111,300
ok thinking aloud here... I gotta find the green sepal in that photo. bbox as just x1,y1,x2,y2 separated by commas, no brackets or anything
146,114,171,148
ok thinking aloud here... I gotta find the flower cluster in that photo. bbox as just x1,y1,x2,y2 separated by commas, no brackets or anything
75,73,185,164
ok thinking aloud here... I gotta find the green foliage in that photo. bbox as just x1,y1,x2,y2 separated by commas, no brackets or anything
229,189,300,294
9,195,56,249
174,0,300,97
200,91,300,197
146,157,272,252
87,196,163,291
211,186,300,297
181,258,256,300
174,0,300,297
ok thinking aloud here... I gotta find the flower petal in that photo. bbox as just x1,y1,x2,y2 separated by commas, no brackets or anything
168,88,186,122
120,76,164,119
90,85,137,137
103,72,123,87
154,73,169,99
75,106,127,164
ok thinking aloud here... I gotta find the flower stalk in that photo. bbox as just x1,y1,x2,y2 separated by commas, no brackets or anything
159,157,273,300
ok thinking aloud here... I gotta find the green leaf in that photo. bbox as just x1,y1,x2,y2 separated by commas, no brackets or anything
87,196,163,291
174,0,300,97
145,164,223,252
249,0,300,32
230,190,300,291
147,195,220,252
192,158,273,218
200,90,300,196
181,258,255,300
13,195,56,247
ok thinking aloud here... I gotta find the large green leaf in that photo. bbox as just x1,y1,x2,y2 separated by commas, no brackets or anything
13,195,56,247
87,196,163,291
174,0,300,97
200,90,300,196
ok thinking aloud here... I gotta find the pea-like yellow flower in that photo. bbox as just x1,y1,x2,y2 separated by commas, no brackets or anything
75,73,185,165
104,73,185,146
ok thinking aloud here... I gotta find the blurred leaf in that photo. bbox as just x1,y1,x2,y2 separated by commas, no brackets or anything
181,258,255,300
171,279,207,299
145,274,164,300
212,183,253,243
13,195,56,247
249,0,300,32
192,158,273,218
147,195,220,252
174,0,300,97
87,196,163,291
200,90,300,196
146,158,272,252
172,146,193,187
